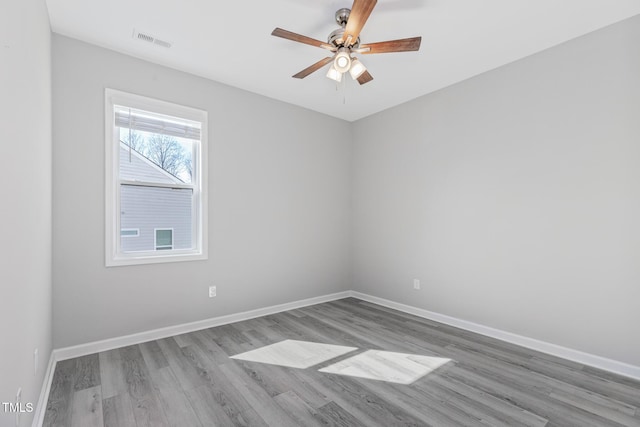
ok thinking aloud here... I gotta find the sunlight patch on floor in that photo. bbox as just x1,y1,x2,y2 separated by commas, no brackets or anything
230,339,358,369
319,350,452,385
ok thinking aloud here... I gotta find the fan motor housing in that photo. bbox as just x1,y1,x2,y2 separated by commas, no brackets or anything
328,27,360,49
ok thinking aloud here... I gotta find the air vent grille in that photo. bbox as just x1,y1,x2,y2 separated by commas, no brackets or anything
132,30,172,49
153,39,172,48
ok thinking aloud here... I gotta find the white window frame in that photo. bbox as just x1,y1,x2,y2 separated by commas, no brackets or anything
105,88,208,266
121,228,140,238
154,228,174,250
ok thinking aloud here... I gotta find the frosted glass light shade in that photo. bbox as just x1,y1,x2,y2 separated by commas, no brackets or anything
334,50,351,73
349,58,366,79
326,65,343,82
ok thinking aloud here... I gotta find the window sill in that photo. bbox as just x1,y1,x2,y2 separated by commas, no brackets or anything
106,250,207,267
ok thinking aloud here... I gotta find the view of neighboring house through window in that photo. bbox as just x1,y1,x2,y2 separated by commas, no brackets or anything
105,89,208,266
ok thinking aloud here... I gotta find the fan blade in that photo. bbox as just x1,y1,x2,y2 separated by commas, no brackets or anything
292,57,334,79
357,70,374,85
360,37,422,54
271,28,334,51
342,0,377,46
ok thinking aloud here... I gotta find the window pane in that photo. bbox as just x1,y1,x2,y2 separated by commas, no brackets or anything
121,229,139,237
118,128,194,184
120,185,191,253
156,229,172,247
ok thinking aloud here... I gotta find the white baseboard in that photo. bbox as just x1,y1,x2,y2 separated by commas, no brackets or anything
53,291,351,361
349,291,640,381
31,351,56,427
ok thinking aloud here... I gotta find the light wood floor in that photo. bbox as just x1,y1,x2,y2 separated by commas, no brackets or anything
43,298,640,426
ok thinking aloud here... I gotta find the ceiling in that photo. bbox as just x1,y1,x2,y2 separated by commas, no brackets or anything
45,0,640,122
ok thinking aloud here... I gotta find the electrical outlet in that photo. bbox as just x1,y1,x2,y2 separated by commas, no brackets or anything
413,279,421,290
208,285,216,298
34,348,38,376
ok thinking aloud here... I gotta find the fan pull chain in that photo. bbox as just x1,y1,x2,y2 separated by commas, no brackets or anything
343,75,348,105
333,74,348,104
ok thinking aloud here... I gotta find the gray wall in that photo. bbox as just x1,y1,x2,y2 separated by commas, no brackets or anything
0,0,52,425
352,15,640,366
52,35,352,348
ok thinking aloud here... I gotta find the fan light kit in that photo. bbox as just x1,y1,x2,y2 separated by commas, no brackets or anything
271,0,422,85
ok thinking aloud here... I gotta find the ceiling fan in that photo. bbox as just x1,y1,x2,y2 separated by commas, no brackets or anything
271,0,421,85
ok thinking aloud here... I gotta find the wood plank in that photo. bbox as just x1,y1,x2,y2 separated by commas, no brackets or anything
99,349,127,399
102,393,137,427
184,385,236,426
179,344,268,426
205,324,252,356
316,401,370,427
43,359,75,427
148,366,203,427
139,340,169,370
155,338,208,390
173,333,198,348
190,329,235,365
72,354,101,391
273,390,328,427
218,361,301,427
275,365,333,409
119,345,170,427
69,385,103,427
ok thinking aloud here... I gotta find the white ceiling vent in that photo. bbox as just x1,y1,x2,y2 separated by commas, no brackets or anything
132,30,171,48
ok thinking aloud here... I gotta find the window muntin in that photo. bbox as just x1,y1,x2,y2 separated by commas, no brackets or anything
105,89,207,266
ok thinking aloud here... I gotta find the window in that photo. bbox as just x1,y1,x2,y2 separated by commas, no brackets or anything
155,229,173,250
105,89,207,266
121,229,140,238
